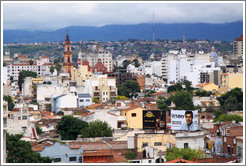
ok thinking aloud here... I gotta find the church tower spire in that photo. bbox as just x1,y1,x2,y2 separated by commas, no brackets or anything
63,34,73,78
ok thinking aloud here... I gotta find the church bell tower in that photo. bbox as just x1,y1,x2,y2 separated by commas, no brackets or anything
63,34,73,78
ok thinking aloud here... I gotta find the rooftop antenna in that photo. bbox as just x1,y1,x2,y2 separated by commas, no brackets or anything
152,10,155,42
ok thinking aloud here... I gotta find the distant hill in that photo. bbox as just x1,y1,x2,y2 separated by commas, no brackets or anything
3,21,243,43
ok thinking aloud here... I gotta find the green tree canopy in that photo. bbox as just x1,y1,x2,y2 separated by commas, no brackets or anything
29,59,34,66
214,114,243,123
49,66,55,74
117,95,130,100
56,116,88,140
117,80,140,98
80,120,113,138
156,96,170,111
173,90,194,110
131,59,140,67
165,147,206,162
122,60,131,69
3,95,15,111
18,70,37,91
195,90,212,97
55,63,62,74
167,80,193,93
217,88,243,111
35,125,43,135
6,133,52,163
125,151,137,159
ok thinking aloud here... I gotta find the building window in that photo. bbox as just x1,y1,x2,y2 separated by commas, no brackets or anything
22,116,27,120
184,143,189,149
18,116,21,120
53,158,61,162
86,99,90,102
142,142,148,148
80,99,84,102
131,113,136,117
154,142,162,146
69,157,77,161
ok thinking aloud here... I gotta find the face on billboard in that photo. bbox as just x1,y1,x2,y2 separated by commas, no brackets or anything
171,110,199,131
143,110,166,130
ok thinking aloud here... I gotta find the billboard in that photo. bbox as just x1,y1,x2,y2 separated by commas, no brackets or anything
143,110,166,130
171,110,199,131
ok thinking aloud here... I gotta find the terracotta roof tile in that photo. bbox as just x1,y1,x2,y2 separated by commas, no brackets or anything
165,158,196,163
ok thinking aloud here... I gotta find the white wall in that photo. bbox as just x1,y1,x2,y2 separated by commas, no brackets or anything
175,131,205,150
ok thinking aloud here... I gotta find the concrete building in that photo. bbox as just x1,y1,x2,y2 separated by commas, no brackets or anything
236,137,243,159
233,34,243,58
136,133,176,156
51,94,77,113
71,61,94,86
3,101,8,163
3,66,8,84
90,75,117,102
219,72,243,90
78,93,92,107
7,57,55,81
175,131,205,150
39,142,83,163
78,46,113,72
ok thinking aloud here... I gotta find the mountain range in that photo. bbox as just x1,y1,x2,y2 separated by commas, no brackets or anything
3,21,243,43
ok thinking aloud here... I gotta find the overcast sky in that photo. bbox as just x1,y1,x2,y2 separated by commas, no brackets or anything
2,2,244,30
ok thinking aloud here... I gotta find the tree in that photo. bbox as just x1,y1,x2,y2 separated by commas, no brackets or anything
117,95,130,100
29,59,34,66
167,80,193,93
45,104,51,112
173,90,194,110
157,96,170,111
195,90,212,97
215,114,243,123
55,63,62,75
6,133,52,163
92,97,99,103
145,74,151,78
18,70,37,91
125,151,137,160
56,111,64,116
117,80,140,98
165,147,206,162
80,120,113,138
3,95,15,111
35,125,43,135
217,88,243,111
132,59,140,67
56,116,88,140
122,60,131,69
49,66,55,75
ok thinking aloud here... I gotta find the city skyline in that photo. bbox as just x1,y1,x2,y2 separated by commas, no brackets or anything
2,1,244,30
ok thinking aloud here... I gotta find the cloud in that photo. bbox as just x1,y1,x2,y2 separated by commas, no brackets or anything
2,2,243,30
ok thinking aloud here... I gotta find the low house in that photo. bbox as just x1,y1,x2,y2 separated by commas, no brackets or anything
38,142,83,163
78,93,92,107
51,94,77,113
175,131,205,150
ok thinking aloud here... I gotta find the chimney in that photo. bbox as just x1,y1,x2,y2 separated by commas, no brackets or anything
131,101,135,108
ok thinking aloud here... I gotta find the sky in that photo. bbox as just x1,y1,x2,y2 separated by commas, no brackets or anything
2,2,244,30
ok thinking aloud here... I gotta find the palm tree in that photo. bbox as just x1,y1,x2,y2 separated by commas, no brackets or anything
55,63,62,84
49,66,55,80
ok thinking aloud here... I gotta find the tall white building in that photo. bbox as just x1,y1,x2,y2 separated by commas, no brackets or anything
78,46,113,72
161,49,223,86
7,56,55,81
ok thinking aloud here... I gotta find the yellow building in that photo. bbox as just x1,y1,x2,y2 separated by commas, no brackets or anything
32,77,44,84
125,107,145,129
71,62,94,86
136,133,176,153
195,83,218,91
220,73,243,90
